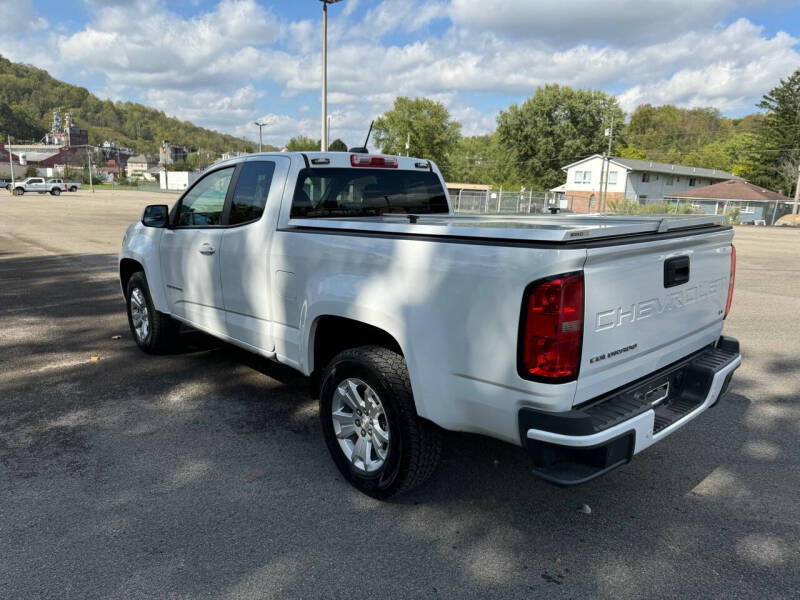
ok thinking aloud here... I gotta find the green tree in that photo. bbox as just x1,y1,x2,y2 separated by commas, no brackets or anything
373,97,461,178
682,132,759,173
616,144,648,160
746,69,800,194
285,136,320,151
496,84,624,189
448,133,521,187
624,104,728,164
328,138,348,152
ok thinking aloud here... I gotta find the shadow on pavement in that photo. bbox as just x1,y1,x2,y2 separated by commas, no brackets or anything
1,251,798,599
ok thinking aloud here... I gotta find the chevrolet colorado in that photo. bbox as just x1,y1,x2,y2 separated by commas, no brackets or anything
119,152,740,498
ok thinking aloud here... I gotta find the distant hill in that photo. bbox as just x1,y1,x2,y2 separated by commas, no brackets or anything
0,54,268,154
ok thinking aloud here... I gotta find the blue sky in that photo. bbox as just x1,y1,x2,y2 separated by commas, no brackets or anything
1,0,799,147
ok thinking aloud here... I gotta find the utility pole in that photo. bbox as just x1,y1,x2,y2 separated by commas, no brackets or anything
405,133,410,157
793,163,799,216
254,121,268,152
320,0,343,152
7,135,14,192
162,140,169,191
601,121,614,212
87,148,94,193
597,153,607,214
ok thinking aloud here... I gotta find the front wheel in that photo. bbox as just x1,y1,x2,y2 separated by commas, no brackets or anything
14,188,24,196
320,346,442,499
126,272,178,354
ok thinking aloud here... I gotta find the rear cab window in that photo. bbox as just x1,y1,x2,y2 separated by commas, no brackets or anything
290,168,448,218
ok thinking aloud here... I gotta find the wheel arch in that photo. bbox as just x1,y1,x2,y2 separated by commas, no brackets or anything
119,258,145,298
308,315,405,398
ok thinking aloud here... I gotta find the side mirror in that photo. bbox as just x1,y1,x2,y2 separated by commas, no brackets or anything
142,204,169,228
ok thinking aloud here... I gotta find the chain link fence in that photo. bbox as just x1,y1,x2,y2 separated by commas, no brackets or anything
451,189,557,214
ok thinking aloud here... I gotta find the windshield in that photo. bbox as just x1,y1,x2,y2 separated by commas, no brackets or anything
290,167,449,218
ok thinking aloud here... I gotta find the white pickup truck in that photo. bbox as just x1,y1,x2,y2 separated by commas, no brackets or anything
13,177,64,195
48,178,82,192
119,152,740,498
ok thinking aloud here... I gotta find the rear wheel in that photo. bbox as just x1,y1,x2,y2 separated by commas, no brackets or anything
125,271,178,354
320,345,442,499
69,186,77,192
51,188,61,196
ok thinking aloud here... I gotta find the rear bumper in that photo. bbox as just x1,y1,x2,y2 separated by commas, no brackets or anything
520,336,741,485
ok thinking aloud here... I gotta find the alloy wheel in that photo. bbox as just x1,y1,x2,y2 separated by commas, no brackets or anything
129,287,150,341
331,378,390,472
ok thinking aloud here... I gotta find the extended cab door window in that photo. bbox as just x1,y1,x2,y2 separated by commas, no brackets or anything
176,167,235,227
228,161,276,225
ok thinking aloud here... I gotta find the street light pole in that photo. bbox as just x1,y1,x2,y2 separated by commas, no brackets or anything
320,0,342,152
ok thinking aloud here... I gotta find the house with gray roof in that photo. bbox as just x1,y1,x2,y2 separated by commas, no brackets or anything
554,154,739,212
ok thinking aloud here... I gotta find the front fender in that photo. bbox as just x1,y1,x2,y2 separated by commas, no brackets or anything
119,223,168,313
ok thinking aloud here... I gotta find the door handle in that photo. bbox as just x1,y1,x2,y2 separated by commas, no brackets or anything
199,243,216,255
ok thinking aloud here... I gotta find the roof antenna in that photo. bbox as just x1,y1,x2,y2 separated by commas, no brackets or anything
349,120,374,154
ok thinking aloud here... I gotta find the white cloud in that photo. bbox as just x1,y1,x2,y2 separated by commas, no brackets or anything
362,0,448,36
448,0,761,44
0,0,47,33
616,20,800,111
146,85,262,130
0,0,797,148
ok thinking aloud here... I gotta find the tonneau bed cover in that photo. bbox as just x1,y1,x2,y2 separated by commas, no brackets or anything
285,214,726,244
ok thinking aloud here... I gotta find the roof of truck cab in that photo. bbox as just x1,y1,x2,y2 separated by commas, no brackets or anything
211,151,434,171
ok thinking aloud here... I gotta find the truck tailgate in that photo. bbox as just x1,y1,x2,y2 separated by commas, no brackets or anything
574,227,734,405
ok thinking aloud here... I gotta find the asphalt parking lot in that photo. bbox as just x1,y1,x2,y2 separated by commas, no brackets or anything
1,190,798,599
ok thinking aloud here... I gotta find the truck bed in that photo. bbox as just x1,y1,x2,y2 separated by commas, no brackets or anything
285,213,726,244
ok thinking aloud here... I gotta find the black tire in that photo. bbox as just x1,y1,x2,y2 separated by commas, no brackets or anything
69,186,77,192
51,188,61,196
320,345,442,499
125,271,178,354
14,187,24,196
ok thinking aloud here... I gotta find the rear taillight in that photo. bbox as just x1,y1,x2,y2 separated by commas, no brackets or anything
724,245,736,318
518,273,584,382
350,154,398,168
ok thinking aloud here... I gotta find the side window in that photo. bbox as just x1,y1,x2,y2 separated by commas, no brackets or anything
229,161,276,225
176,167,234,227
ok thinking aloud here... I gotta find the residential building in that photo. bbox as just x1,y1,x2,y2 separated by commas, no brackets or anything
126,154,159,180
666,179,795,225
557,155,739,212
